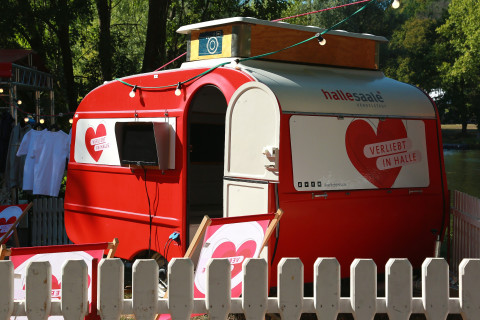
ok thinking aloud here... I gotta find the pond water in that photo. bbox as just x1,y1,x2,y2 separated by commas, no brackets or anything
443,149,480,199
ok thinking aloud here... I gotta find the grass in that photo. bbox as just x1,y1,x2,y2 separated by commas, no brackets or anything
441,124,479,146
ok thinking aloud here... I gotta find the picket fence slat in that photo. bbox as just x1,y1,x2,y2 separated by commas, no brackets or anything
2,257,480,319
168,258,194,320
351,259,377,320
133,259,158,320
26,261,51,320
385,259,412,320
0,261,13,320
206,259,231,320
98,259,124,320
242,258,267,320
61,260,88,320
278,258,303,320
314,258,340,320
422,258,449,320
459,259,480,320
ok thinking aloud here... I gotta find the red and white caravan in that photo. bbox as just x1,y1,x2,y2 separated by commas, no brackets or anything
65,17,448,285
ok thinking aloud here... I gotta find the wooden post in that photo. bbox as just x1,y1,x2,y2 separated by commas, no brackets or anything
184,215,211,258
106,238,119,258
260,208,284,250
0,244,7,260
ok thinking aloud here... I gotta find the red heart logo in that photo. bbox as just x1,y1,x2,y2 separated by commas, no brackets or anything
85,124,107,162
0,217,15,236
211,240,257,279
345,119,407,188
7,216,16,224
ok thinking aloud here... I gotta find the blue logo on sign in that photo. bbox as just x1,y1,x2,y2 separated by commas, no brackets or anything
199,30,223,56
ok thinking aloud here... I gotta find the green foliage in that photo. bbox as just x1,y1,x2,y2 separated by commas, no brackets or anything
436,0,480,130
1,0,478,130
383,0,449,91
280,0,392,35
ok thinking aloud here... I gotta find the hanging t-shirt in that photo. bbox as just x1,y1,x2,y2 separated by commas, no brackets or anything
32,130,70,197
16,129,48,191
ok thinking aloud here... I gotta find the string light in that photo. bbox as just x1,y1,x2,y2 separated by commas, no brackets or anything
392,0,400,9
233,59,241,70
175,83,182,96
129,85,137,98
17,99,22,105
0,88,3,94
316,33,327,46
69,118,73,124
24,116,29,123
39,118,45,124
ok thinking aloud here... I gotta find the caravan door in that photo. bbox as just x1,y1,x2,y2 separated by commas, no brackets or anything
224,82,280,217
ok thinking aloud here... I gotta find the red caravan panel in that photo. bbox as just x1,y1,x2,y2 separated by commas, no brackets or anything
65,67,253,260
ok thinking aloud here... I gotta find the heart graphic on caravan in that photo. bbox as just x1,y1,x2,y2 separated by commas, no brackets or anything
85,124,108,162
345,118,407,188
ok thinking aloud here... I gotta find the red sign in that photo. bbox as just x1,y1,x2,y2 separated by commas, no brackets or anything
193,218,271,298
0,204,30,243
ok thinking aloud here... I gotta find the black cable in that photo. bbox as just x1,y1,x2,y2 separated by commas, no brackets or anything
154,181,161,256
164,238,173,260
142,165,153,258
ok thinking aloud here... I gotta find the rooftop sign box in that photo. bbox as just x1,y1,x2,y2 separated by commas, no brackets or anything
177,17,387,69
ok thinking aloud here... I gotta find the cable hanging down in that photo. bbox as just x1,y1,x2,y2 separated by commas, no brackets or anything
115,0,383,95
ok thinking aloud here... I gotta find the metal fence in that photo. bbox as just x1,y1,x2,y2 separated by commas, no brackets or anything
1,257,480,320
450,190,480,275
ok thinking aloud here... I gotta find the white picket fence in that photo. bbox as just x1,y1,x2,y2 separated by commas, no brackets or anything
451,190,480,275
1,257,480,320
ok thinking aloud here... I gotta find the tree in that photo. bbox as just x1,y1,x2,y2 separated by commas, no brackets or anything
437,0,480,133
142,0,171,73
1,0,93,113
96,0,113,81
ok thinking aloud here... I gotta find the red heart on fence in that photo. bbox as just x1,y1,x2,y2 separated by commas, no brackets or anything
345,119,407,188
211,240,257,279
85,124,107,162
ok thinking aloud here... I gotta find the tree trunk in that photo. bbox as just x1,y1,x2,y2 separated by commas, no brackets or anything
57,0,77,112
96,0,112,81
17,0,48,67
142,0,171,73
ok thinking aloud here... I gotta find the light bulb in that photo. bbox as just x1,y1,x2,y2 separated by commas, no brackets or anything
69,118,73,124
316,33,327,46
392,0,400,9
129,86,137,98
17,99,22,105
40,118,45,124
24,117,29,123
233,59,241,70
175,83,182,96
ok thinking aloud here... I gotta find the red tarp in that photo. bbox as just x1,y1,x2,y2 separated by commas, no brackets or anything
0,49,46,78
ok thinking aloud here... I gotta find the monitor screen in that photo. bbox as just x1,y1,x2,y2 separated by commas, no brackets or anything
115,122,159,167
